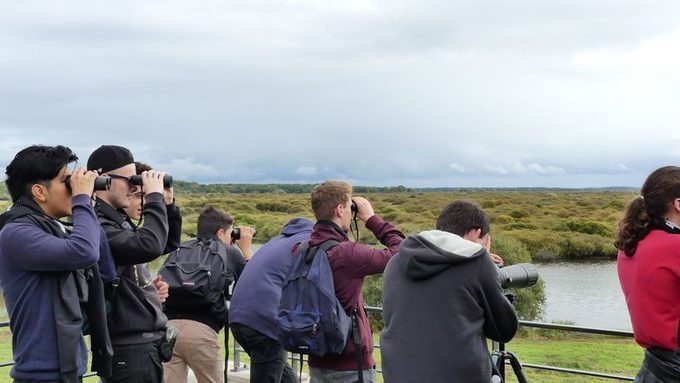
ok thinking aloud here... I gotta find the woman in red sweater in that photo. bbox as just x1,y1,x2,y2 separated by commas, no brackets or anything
616,166,680,382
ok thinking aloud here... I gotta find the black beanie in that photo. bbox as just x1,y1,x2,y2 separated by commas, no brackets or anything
87,145,135,173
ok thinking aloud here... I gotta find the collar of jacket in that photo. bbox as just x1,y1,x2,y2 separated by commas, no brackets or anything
0,196,52,230
95,198,136,230
313,220,349,240
650,216,680,235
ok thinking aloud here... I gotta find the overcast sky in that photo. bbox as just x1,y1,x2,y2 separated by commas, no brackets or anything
1,1,679,188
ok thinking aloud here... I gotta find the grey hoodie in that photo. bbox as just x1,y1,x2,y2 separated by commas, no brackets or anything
380,230,518,383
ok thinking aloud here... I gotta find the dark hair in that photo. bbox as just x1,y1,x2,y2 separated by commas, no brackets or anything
197,206,234,238
135,161,152,175
436,200,490,237
311,181,352,220
615,166,680,257
5,145,78,203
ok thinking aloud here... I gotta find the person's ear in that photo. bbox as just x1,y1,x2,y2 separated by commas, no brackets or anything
674,198,680,212
463,228,482,242
31,183,48,203
334,203,344,218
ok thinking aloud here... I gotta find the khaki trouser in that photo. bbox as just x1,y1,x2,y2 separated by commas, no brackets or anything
163,319,223,383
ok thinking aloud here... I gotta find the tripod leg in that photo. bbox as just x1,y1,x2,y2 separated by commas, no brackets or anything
506,352,528,383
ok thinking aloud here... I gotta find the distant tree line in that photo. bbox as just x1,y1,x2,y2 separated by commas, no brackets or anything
173,181,637,195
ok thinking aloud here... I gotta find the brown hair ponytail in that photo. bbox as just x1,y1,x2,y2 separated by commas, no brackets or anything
615,166,680,256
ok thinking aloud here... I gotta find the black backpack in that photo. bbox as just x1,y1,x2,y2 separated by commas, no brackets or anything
159,238,230,310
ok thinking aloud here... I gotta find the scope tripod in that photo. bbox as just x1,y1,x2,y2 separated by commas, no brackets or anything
490,293,528,383
491,340,527,383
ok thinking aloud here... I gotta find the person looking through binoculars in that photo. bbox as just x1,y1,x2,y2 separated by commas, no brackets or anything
303,180,405,383
161,207,255,383
0,145,113,382
87,145,182,383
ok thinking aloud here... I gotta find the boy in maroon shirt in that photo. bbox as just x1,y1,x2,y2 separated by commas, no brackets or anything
304,181,404,383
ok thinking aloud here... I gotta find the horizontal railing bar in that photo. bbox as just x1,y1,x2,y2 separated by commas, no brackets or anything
366,306,634,337
518,321,634,337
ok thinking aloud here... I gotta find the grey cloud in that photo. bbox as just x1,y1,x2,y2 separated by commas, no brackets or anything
1,1,679,188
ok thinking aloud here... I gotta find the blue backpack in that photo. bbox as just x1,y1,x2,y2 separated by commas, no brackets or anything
277,240,352,357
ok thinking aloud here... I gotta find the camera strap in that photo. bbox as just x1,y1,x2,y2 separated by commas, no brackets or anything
351,210,360,242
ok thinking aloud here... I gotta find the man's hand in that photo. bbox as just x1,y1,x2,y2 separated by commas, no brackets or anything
490,253,504,266
153,275,169,303
141,171,166,195
353,197,375,222
235,226,255,261
69,168,98,197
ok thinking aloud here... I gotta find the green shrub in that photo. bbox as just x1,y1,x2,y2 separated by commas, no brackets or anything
509,210,529,219
563,219,613,236
604,200,626,210
505,222,538,230
362,275,385,331
482,200,500,208
492,215,514,224
255,202,292,213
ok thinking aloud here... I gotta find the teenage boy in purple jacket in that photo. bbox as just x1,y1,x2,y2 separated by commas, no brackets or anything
304,181,404,383
0,145,112,383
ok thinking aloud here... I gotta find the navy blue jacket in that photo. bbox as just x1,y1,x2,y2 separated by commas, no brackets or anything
229,217,313,340
0,195,100,381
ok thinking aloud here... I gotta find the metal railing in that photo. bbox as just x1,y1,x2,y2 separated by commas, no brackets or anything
231,306,637,382
2,307,638,382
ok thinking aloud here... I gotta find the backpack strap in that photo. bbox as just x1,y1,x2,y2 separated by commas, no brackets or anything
204,239,228,269
303,239,340,264
351,304,364,383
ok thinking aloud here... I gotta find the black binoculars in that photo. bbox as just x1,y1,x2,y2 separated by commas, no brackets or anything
231,228,241,241
65,175,111,194
128,174,173,188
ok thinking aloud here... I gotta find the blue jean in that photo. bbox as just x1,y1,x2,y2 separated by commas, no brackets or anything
230,323,297,383
309,367,376,383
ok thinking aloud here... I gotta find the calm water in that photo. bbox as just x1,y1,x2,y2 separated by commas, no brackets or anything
537,261,631,330
0,260,632,330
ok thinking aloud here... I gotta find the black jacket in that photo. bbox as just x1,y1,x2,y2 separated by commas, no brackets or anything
380,230,518,383
95,192,182,344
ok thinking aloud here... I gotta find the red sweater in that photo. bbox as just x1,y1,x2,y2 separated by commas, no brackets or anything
617,229,680,351
305,217,404,371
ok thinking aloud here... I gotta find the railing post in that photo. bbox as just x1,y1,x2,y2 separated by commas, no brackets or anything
232,339,247,372
290,352,299,376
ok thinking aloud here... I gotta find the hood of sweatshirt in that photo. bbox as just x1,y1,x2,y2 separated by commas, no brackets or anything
281,217,314,237
398,230,487,280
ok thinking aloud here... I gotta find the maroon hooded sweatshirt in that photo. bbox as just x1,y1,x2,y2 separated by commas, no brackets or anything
304,216,404,371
